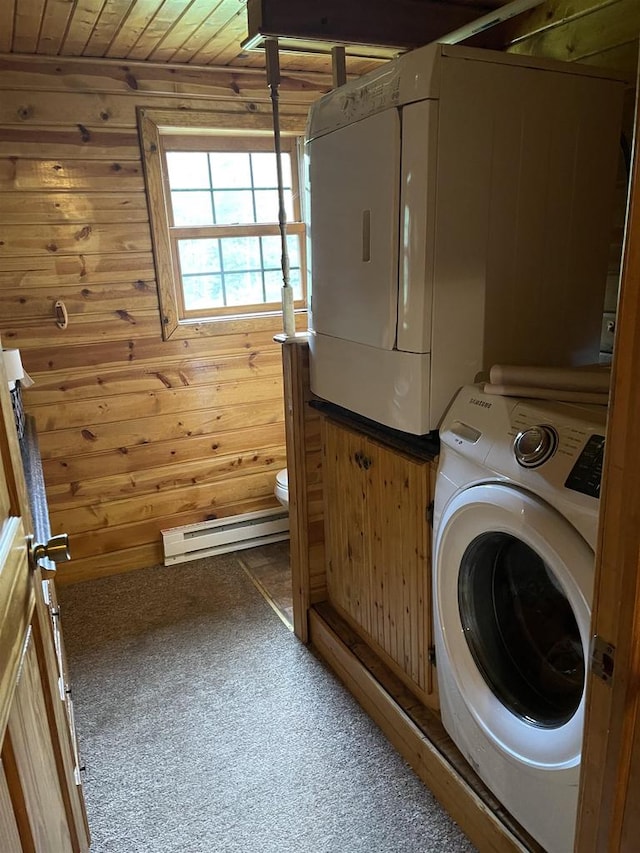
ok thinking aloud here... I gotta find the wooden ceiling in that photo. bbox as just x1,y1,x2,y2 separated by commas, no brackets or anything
0,0,520,75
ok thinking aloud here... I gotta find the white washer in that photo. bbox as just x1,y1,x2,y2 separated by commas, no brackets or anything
432,385,606,853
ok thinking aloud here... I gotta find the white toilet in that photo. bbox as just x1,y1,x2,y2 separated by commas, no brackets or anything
275,469,289,509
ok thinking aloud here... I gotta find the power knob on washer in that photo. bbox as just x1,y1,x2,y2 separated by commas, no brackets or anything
513,425,558,468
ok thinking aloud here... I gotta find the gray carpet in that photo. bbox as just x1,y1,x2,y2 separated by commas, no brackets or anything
58,554,476,853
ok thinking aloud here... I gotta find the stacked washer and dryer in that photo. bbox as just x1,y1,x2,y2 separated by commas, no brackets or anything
305,40,622,853
433,385,606,852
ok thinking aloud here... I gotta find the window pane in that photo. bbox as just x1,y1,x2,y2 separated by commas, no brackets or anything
208,153,251,189
171,191,213,226
224,272,264,306
166,152,210,189
182,275,225,310
178,239,221,275
254,189,294,223
213,190,254,224
264,268,302,303
261,235,300,269
251,152,291,188
220,236,262,273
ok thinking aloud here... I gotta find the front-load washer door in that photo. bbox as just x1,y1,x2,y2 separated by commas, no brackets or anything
433,482,594,771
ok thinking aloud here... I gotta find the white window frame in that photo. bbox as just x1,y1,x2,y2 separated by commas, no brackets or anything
138,107,307,340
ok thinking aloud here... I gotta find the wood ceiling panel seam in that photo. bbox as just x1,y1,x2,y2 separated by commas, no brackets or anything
60,0,110,56
36,0,77,55
115,0,195,61
12,0,48,54
143,0,232,63
83,0,136,57
0,1,17,53
166,0,246,65
104,0,167,58
192,6,248,66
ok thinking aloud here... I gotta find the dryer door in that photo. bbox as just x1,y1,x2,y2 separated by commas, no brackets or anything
433,482,594,770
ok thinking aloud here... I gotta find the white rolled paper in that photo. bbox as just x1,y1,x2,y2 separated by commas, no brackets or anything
3,348,24,390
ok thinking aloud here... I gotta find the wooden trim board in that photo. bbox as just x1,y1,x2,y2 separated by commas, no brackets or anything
310,605,545,853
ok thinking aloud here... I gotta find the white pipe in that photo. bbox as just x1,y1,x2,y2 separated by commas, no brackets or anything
438,0,546,45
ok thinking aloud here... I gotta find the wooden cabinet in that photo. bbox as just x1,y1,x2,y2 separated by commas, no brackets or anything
0,367,89,851
322,418,438,710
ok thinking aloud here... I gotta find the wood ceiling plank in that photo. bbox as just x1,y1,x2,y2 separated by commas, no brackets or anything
167,0,244,64
37,0,76,54
115,0,193,60
61,0,108,56
506,0,640,64
142,0,227,62
574,39,639,81
83,0,134,56
12,0,47,53
192,5,249,66
104,0,167,57
496,0,621,48
0,1,16,52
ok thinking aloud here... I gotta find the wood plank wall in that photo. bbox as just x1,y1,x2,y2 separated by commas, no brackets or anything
0,55,329,583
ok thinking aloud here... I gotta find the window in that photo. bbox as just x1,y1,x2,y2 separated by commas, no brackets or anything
139,109,307,339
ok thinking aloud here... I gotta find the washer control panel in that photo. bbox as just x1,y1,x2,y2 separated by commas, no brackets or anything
564,434,605,498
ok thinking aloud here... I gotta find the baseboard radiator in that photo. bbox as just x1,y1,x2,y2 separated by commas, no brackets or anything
162,507,289,565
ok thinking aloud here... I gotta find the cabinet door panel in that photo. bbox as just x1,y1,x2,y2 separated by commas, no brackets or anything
323,419,436,706
367,440,429,692
323,421,371,634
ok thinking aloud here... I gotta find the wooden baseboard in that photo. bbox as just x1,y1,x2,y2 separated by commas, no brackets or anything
310,604,543,853
55,543,161,585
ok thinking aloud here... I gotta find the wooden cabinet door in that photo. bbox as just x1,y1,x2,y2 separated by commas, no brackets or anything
323,420,370,633
366,437,434,702
322,419,437,708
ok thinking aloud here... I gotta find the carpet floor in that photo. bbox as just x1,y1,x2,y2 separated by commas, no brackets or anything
58,553,476,853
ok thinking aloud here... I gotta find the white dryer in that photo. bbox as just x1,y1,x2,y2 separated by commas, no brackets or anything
432,385,606,853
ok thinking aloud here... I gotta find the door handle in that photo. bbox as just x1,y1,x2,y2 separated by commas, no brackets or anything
29,533,71,569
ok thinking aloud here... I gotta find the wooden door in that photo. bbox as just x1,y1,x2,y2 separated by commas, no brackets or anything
575,73,640,852
0,358,89,852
